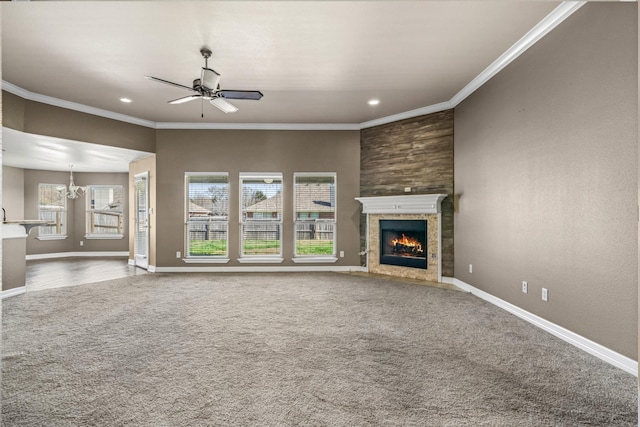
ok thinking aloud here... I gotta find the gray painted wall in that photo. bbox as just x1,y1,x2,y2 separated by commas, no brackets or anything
3,165,24,220
454,3,638,358
154,129,361,268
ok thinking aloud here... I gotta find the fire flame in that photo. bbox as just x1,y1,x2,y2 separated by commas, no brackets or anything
391,234,423,254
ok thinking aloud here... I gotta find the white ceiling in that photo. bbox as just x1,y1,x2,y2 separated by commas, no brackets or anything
1,1,566,171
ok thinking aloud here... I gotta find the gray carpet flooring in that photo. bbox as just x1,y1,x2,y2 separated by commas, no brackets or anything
2,272,637,426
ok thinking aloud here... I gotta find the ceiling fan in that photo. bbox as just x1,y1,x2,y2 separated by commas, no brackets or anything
145,48,263,114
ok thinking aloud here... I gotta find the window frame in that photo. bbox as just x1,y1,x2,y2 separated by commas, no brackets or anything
37,183,68,240
239,172,284,262
85,184,125,240
184,172,230,262
293,172,337,262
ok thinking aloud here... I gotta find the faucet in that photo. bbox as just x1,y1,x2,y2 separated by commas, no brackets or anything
2,208,5,222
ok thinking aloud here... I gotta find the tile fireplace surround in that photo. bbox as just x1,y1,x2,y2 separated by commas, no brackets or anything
356,194,447,282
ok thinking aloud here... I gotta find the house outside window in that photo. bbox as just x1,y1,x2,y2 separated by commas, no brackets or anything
240,173,283,258
38,183,67,239
185,173,229,258
294,173,336,257
85,185,124,239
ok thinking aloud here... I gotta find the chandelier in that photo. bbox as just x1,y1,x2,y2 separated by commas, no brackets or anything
66,164,86,199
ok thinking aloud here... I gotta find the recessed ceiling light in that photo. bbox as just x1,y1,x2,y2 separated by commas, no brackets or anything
120,98,132,103
368,99,380,106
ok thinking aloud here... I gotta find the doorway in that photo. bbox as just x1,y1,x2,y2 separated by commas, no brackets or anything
134,172,149,269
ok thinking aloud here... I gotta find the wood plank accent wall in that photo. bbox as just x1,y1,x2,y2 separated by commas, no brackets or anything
360,109,454,277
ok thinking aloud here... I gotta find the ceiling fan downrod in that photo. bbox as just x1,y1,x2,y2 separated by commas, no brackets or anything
200,48,212,69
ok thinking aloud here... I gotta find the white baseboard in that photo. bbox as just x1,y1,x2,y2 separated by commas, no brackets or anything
441,276,455,285
1,286,26,299
26,251,129,260
452,278,638,377
152,265,367,273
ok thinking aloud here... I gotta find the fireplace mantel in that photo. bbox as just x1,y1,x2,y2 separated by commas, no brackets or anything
355,194,447,214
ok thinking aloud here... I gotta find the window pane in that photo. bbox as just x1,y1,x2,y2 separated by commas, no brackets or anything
294,176,335,220
294,174,336,256
295,223,335,255
87,185,124,236
187,174,229,220
38,183,66,236
186,174,229,257
187,221,228,256
242,223,281,255
241,177,282,221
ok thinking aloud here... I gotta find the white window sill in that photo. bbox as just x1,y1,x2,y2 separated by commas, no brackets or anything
36,235,68,241
85,234,124,240
183,257,230,264
238,257,284,264
292,256,338,263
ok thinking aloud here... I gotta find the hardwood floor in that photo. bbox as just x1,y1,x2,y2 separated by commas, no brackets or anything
26,257,148,292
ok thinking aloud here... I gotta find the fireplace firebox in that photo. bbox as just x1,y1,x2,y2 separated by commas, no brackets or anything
379,220,427,269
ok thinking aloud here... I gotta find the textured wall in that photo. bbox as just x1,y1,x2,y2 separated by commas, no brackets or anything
2,166,24,220
455,3,638,358
360,110,454,276
2,91,25,132
154,129,361,268
1,92,155,154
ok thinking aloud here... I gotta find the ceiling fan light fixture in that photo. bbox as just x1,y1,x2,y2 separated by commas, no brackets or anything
201,68,221,91
210,97,238,113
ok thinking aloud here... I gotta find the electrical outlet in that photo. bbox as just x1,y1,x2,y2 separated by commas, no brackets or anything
339,250,345,258
79,240,84,247
542,288,548,301
176,251,181,259
469,264,473,273
522,281,528,294
404,187,412,193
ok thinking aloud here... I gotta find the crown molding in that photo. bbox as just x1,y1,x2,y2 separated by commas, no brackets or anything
155,122,360,131
2,81,157,129
1,2,584,132
359,101,454,130
449,1,585,107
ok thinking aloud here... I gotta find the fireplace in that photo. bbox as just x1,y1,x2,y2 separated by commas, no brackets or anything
379,220,427,269
356,194,447,282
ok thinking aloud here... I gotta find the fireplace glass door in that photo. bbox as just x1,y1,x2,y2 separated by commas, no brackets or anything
379,220,427,269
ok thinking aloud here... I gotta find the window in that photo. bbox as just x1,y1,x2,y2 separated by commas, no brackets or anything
185,173,229,258
86,185,124,239
38,183,67,239
240,173,283,258
294,173,336,257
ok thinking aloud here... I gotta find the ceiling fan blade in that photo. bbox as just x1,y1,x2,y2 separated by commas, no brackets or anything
145,75,195,92
201,68,221,91
219,90,264,101
210,97,238,113
168,95,202,105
